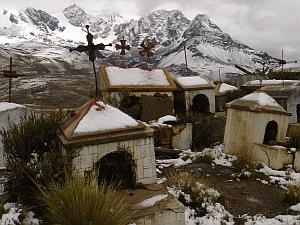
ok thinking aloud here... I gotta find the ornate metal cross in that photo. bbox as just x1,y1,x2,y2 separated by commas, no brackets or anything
70,25,112,97
2,57,18,102
138,41,155,58
116,39,131,55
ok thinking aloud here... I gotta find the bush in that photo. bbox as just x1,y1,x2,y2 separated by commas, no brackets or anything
284,184,300,205
40,179,131,225
0,112,66,207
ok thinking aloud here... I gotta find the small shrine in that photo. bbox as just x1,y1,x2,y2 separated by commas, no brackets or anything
98,64,177,121
58,98,157,187
173,76,215,117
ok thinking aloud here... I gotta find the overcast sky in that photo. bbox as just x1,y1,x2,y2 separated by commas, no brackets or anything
2,0,300,60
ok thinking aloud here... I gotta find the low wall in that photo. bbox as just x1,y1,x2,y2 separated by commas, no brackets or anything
287,123,300,148
253,144,294,170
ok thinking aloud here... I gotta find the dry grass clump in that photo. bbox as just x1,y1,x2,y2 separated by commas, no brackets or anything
284,184,300,205
40,179,132,225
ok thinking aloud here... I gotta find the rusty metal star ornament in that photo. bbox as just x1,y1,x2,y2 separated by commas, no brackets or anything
138,41,155,58
69,25,112,97
116,39,131,55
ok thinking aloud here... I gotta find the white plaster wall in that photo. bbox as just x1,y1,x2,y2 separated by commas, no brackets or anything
172,123,193,150
185,89,216,115
0,107,28,167
287,92,300,124
68,137,157,185
252,144,293,170
224,108,289,155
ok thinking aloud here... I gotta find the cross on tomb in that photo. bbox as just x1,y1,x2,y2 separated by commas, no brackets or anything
2,57,18,102
138,41,155,70
70,25,112,97
116,39,131,56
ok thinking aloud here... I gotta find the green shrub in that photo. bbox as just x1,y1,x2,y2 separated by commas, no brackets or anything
0,112,66,207
40,179,131,225
284,184,300,205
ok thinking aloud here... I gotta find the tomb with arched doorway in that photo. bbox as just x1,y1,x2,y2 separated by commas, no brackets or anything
58,98,157,186
224,91,294,169
173,76,215,118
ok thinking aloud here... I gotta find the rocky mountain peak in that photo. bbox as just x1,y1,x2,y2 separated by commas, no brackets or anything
63,4,88,27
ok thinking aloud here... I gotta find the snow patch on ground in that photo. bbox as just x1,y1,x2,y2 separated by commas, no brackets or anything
290,203,300,212
135,194,168,209
0,102,24,112
244,214,300,225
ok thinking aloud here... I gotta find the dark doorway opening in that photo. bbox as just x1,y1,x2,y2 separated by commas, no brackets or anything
263,121,278,145
119,96,142,120
297,104,300,123
98,151,136,189
192,94,210,114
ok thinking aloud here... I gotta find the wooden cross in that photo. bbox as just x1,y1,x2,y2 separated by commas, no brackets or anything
116,39,131,55
70,25,112,97
2,57,18,102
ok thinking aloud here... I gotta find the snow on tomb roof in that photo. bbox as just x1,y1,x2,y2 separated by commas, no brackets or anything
74,101,139,135
219,83,237,93
260,86,300,99
0,102,25,112
100,64,177,91
243,80,300,87
60,99,150,144
226,91,289,115
175,76,214,90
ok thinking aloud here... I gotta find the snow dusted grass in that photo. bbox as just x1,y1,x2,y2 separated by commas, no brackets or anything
166,170,234,224
0,203,39,225
156,144,300,224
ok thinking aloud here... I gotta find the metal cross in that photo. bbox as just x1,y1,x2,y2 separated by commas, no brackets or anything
116,39,131,55
138,41,155,58
70,25,112,97
2,57,18,102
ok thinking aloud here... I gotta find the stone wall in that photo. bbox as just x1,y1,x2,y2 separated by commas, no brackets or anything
64,137,157,185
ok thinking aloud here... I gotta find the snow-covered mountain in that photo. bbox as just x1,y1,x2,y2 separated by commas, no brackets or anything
0,5,276,80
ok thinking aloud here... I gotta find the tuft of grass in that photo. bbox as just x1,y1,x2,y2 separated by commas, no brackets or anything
232,151,255,174
166,170,223,216
284,184,300,205
40,179,132,225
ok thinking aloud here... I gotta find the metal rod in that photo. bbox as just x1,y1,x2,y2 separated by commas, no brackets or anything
9,57,12,102
92,61,98,97
184,44,188,74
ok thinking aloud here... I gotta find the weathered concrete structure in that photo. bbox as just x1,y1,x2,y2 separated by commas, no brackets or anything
58,98,157,186
173,76,215,117
261,86,300,124
224,91,291,169
0,102,29,168
98,64,177,121
215,83,239,112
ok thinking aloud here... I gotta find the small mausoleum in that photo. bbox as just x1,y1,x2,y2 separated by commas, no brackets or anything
98,64,177,121
260,85,300,124
215,83,239,112
0,102,29,168
173,76,215,117
224,91,290,166
58,98,157,187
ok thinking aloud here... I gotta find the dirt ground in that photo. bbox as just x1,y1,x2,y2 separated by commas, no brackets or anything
159,161,299,223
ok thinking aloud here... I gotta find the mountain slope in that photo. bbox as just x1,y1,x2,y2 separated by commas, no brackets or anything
0,5,278,81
